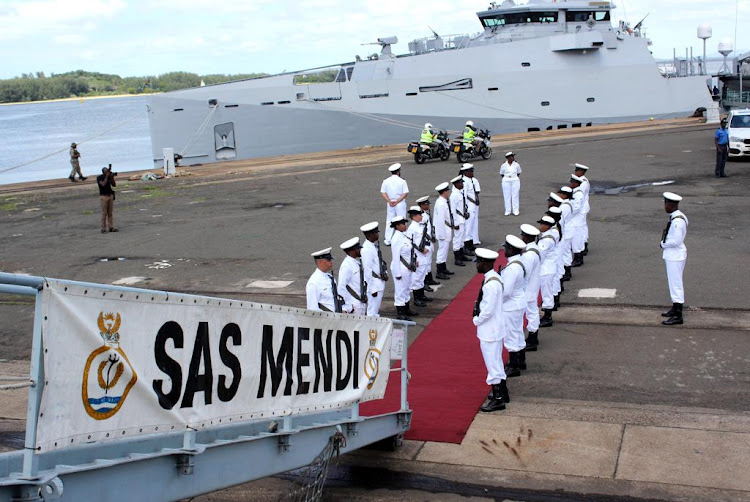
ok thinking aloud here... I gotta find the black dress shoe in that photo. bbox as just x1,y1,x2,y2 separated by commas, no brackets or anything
423,284,434,293
720,174,728,177
413,297,426,307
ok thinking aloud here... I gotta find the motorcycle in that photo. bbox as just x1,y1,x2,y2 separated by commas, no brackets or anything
407,131,451,164
451,129,492,162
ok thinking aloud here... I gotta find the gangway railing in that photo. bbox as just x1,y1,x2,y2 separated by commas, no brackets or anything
0,272,412,501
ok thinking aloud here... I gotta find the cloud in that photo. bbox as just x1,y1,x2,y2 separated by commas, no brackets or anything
0,0,125,41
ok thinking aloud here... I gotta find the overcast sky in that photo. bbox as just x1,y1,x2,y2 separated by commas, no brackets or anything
1,0,747,79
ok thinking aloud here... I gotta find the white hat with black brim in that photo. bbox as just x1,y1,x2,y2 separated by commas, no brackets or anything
663,192,682,202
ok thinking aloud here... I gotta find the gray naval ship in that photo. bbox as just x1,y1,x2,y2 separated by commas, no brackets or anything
147,0,713,167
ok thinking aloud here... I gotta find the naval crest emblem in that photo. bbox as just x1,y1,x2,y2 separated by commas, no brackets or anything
81,312,138,420
364,329,382,390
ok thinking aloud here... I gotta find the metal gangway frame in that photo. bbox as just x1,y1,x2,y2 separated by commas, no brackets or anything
0,272,413,501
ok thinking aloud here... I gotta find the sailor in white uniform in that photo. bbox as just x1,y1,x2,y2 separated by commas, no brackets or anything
416,196,440,288
568,174,587,267
360,222,389,317
558,186,575,282
546,196,565,297
472,248,508,412
306,248,347,313
390,215,419,320
519,224,541,351
500,152,522,216
449,175,470,266
460,163,482,253
338,237,367,316
660,192,688,326
537,215,560,328
433,182,455,280
574,163,591,255
500,235,527,378
407,205,433,307
380,163,409,246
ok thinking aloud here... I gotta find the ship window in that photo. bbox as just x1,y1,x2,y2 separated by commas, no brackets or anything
172,108,184,112
296,92,306,100
481,11,557,27
277,100,291,104
335,69,347,83
406,92,418,96
488,87,499,91
261,101,274,105
572,123,582,128
566,11,610,22
557,124,567,129
587,97,595,102
528,127,541,132
224,104,238,108
541,101,550,106
346,67,355,80
522,62,531,67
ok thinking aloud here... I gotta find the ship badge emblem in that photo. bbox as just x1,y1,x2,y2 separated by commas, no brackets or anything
81,312,138,420
364,329,382,390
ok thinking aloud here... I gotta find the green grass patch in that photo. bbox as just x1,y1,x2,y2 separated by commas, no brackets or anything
139,187,172,198
0,200,18,211
83,210,94,215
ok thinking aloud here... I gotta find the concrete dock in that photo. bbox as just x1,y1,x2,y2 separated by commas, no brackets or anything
1,118,749,501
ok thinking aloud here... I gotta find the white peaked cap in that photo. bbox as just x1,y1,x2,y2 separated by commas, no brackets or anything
505,235,527,250
549,193,564,203
560,186,573,193
505,151,514,157
548,206,562,214
340,237,360,250
388,163,402,172
391,215,408,224
416,196,430,203
475,248,499,261
450,175,463,184
408,205,423,213
539,215,556,225
663,192,682,202
460,163,474,171
571,174,584,183
520,224,541,236
574,163,589,171
435,182,450,191
360,221,379,232
311,247,333,258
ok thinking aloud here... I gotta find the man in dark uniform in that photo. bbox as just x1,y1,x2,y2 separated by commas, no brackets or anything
714,118,729,178
97,166,117,233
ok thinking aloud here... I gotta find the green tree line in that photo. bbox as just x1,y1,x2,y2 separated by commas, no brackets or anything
0,70,268,104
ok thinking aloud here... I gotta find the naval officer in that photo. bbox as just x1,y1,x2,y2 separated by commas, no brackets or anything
500,235,527,378
433,182,455,279
519,224,541,351
500,152,522,216
460,163,482,252
380,163,409,246
360,222,389,317
537,215,559,328
416,196,440,287
449,175,471,265
660,192,688,325
306,248,346,313
338,237,367,315
473,248,509,412
568,174,586,267
573,163,591,255
390,216,419,320
407,205,433,307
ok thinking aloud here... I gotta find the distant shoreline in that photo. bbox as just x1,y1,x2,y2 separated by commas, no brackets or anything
0,93,159,107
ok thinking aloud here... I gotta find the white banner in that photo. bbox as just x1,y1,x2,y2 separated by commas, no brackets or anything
36,280,392,452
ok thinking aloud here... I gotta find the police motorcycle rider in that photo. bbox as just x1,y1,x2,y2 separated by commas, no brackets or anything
421,123,440,155
463,121,483,150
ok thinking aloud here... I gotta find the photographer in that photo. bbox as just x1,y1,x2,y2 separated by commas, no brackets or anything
97,165,118,233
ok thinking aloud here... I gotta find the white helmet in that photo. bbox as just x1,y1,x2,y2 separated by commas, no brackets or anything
466,120,474,127
425,123,432,129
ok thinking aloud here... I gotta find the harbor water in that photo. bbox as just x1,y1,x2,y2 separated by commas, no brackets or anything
0,96,153,185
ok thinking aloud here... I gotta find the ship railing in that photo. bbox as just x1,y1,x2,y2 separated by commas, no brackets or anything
0,272,413,502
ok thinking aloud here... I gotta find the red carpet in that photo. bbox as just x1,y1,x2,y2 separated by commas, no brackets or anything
361,254,511,444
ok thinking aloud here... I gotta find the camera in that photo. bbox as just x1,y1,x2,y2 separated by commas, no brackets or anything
107,164,118,176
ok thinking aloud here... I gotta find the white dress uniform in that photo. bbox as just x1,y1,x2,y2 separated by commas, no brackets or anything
520,241,542,333
660,209,688,303
361,239,388,316
473,269,506,384
463,175,481,245
500,255,527,352
390,228,416,307
407,219,431,290
559,200,574,267
422,209,436,271
500,160,522,215
569,187,586,254
338,255,367,315
449,185,468,252
433,194,453,265
306,268,343,313
380,174,409,245
537,227,560,310
581,175,591,244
